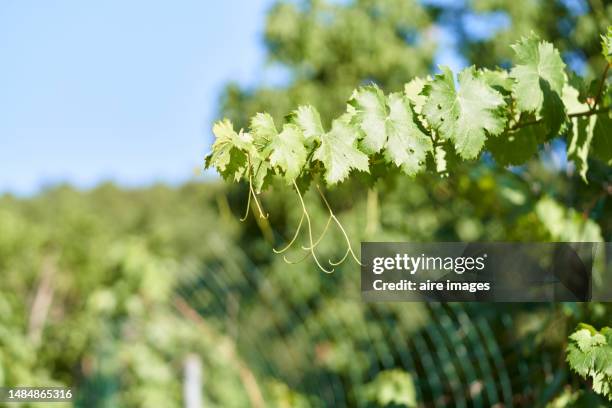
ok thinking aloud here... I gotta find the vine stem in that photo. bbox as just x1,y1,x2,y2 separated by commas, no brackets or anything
298,145,317,178
273,212,304,254
315,184,362,266
302,216,332,250
239,180,253,222
274,186,331,269
510,107,610,131
280,185,361,269
329,248,351,266
568,108,609,118
291,181,333,273
282,250,312,265
240,154,269,221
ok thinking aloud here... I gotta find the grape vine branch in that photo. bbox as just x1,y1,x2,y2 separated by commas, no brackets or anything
205,29,612,273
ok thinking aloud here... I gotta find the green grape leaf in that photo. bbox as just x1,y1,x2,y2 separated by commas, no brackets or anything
567,116,596,182
564,84,595,182
487,125,540,166
540,81,566,137
593,372,612,398
250,113,309,186
481,68,514,94
313,116,370,185
567,326,612,401
384,93,432,176
404,77,428,114
570,329,607,352
434,144,448,176
250,112,277,153
294,105,324,141
249,113,278,191
510,34,567,137
567,71,592,104
244,113,275,190
362,370,417,408
422,66,506,159
205,119,252,182
510,34,566,113
567,343,592,377
602,26,612,63
350,85,388,154
250,157,271,192
268,124,308,183
563,83,588,113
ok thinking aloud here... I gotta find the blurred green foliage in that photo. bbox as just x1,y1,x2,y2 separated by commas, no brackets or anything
0,184,254,407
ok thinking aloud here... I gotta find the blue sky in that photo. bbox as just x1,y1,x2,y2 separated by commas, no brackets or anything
0,0,279,195
0,0,488,196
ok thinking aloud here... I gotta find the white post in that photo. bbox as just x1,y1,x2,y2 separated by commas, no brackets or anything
183,353,203,408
